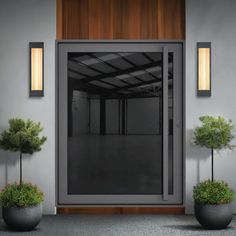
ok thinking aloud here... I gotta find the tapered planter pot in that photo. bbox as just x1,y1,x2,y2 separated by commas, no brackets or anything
2,203,42,231
194,202,233,229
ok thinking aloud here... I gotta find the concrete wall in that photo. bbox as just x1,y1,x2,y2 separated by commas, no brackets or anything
90,99,100,134
89,97,160,135
0,0,56,214
186,0,236,213
72,91,89,136
127,98,160,135
106,100,119,134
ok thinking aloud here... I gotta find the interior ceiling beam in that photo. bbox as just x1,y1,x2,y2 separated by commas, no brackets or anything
69,68,170,94
93,80,120,89
145,71,161,80
90,54,121,71
70,58,104,75
116,91,162,99
69,68,88,78
69,77,111,95
85,53,148,84
118,54,137,67
76,53,147,85
70,77,172,99
111,78,161,92
104,83,173,99
69,56,167,83
69,60,162,83
69,77,124,96
142,53,154,62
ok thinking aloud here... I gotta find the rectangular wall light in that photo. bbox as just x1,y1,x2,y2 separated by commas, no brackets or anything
197,42,211,97
29,42,44,97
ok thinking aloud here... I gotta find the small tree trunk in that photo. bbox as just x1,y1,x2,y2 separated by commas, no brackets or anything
211,148,214,182
20,151,23,185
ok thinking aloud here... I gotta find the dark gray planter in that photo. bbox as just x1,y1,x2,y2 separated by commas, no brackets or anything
194,202,233,229
2,203,42,231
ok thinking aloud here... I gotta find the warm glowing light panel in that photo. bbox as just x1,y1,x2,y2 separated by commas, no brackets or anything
198,48,210,90
197,43,211,96
30,42,44,97
31,48,43,91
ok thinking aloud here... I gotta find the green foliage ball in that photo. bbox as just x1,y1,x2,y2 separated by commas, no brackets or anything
193,116,234,150
193,180,234,205
0,118,47,154
0,182,44,208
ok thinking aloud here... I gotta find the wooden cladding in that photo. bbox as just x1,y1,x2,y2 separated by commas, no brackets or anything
57,0,185,40
57,207,185,214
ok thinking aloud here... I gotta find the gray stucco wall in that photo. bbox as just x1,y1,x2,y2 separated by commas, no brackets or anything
1,0,236,216
186,0,236,213
0,0,56,214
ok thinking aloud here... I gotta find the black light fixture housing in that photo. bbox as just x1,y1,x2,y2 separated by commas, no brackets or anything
29,42,44,97
197,42,211,97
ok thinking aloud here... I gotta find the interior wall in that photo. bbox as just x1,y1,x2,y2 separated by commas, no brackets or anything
90,99,100,134
127,98,160,134
0,0,56,215
106,100,119,134
186,0,236,213
57,0,185,40
87,97,161,135
72,91,89,136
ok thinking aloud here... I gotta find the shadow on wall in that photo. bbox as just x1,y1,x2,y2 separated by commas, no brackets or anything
186,128,210,183
0,150,18,218
185,128,210,213
0,150,18,186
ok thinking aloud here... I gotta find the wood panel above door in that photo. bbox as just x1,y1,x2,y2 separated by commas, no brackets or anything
57,0,185,40
57,207,185,214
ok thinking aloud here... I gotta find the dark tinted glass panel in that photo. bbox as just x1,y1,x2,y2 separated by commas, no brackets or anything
168,52,174,194
67,52,163,194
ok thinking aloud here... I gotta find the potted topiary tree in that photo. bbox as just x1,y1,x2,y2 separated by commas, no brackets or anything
0,118,46,231
193,116,235,229
193,180,234,229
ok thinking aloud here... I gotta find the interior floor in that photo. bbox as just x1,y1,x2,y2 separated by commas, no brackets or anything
68,135,173,194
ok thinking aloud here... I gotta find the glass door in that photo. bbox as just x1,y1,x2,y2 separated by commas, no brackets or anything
58,42,182,205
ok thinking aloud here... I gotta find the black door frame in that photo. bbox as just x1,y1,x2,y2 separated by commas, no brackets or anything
56,40,185,206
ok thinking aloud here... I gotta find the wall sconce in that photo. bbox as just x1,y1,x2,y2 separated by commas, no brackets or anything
29,42,44,97
197,42,211,97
